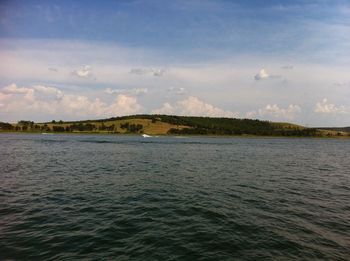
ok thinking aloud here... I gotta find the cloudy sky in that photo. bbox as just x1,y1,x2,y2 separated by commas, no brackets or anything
0,0,349,126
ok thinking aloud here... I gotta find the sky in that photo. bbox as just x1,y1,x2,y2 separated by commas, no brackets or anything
0,0,349,126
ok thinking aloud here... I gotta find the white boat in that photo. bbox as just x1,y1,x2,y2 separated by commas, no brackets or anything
142,134,151,138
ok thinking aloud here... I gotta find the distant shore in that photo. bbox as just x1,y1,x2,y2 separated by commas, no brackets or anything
1,114,349,138
1,131,350,139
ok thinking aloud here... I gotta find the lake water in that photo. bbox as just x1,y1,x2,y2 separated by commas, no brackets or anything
1,133,349,260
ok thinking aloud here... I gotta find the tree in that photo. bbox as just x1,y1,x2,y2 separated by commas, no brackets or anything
0,122,13,131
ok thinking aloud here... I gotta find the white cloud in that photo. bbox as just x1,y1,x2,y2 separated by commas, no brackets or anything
2,84,64,102
32,85,64,99
2,84,33,95
0,84,142,120
104,87,148,95
152,103,174,115
153,69,165,77
245,111,257,118
254,68,282,81
130,68,165,76
246,104,301,120
104,88,123,94
73,65,92,78
254,69,269,80
132,88,148,95
314,98,349,114
259,104,301,120
105,94,142,116
167,87,187,95
152,96,239,118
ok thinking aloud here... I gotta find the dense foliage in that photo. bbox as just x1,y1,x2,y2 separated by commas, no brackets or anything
0,122,14,130
120,122,143,133
319,127,350,133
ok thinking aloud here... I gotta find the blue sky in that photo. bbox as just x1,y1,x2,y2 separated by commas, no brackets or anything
0,0,350,126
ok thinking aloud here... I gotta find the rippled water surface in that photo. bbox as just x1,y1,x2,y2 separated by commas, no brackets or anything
1,133,350,260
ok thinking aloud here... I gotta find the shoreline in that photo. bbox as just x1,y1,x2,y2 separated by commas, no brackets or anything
1,131,349,139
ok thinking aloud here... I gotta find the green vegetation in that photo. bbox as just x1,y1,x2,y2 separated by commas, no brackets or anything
318,127,350,133
0,122,14,131
1,115,349,137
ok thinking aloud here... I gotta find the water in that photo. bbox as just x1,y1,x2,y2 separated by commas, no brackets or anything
1,133,349,260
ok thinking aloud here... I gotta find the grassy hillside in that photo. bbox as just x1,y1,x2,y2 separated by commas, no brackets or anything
1,115,349,137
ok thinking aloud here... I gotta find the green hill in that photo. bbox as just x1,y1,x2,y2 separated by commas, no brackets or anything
1,115,349,137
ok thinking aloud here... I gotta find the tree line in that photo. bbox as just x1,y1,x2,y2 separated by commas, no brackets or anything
0,120,145,134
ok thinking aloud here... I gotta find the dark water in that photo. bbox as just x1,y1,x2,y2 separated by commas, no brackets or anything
1,134,349,260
